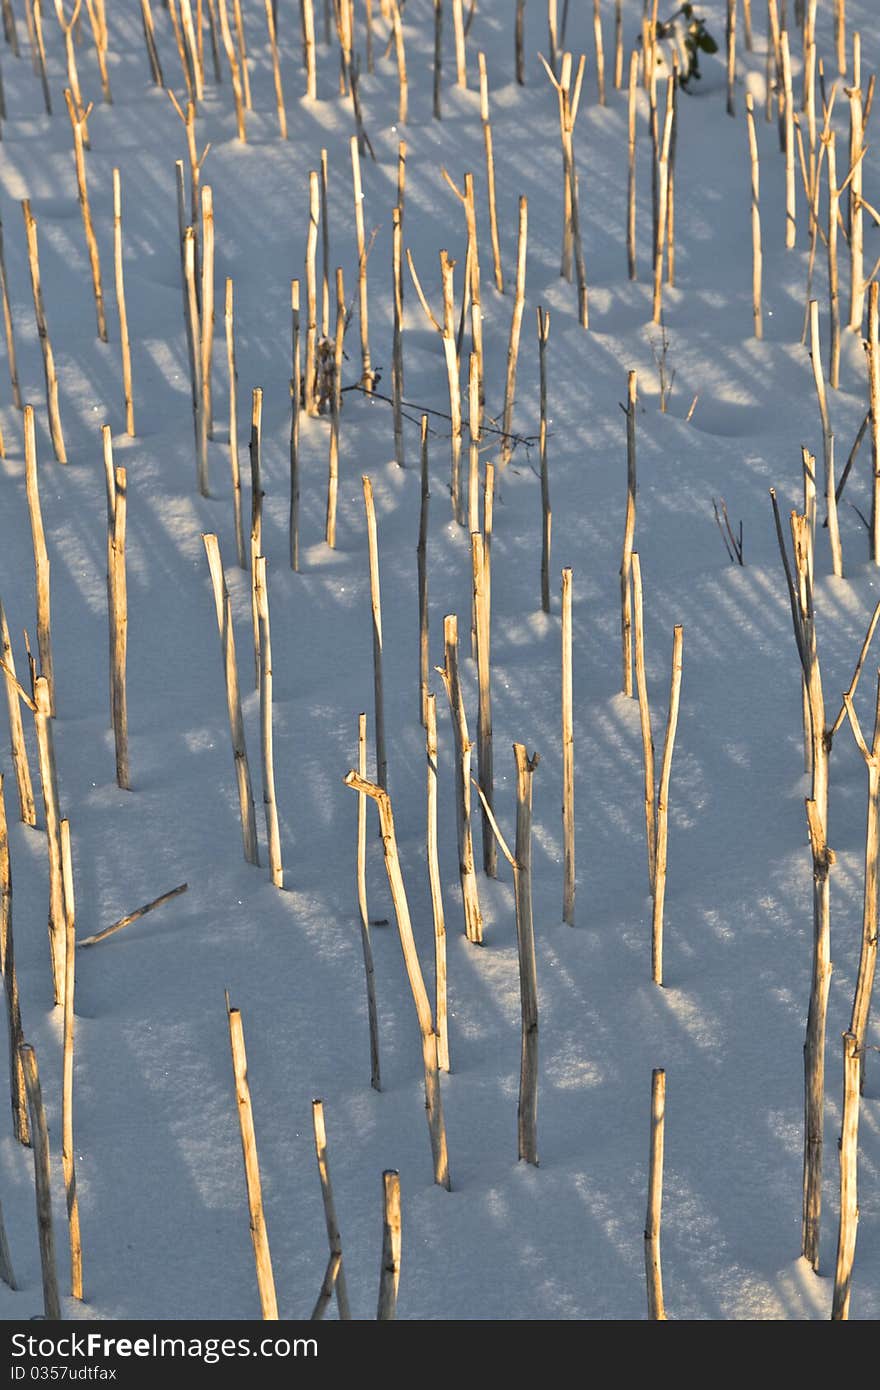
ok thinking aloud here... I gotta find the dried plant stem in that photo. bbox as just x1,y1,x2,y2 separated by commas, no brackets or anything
302,0,316,98
356,713,381,1090
0,1198,14,1290
645,1068,667,1319
561,568,575,923
433,0,442,114
545,54,588,324
217,0,246,137
140,0,164,85
746,94,763,339
305,171,319,416
452,0,466,86
441,253,462,518
501,197,528,465
289,281,301,571
442,168,482,410
848,81,864,330
326,268,345,547
254,557,282,888
392,208,404,466
65,90,106,342
652,77,674,324
632,553,656,891
479,53,504,292
652,626,683,987
200,185,215,442
363,476,387,791
249,389,263,684
831,1032,860,1319
835,0,846,77
1,0,18,57
264,0,287,136
391,0,407,122
801,796,832,1269
202,534,260,865
226,1002,278,1319
0,603,35,827
767,0,782,129
351,138,374,393
0,775,29,1145
22,201,66,463
726,0,736,115
425,694,449,1072
55,0,87,131
24,406,54,717
179,0,204,100
405,248,461,515
783,32,796,247
108,463,129,790
311,1101,350,1319
538,307,551,611
768,491,878,1261
226,279,246,567
826,134,841,388
869,284,880,563
32,0,51,114
342,773,451,1188
33,676,65,1003
78,882,188,948
438,614,482,943
467,355,480,552
204,0,223,85
666,59,678,287
20,1045,61,1319
472,532,495,879
418,418,429,724
649,51,658,252
809,299,842,575
377,1171,401,1318
621,371,637,697
593,0,605,105
742,0,753,49
168,0,195,102
113,171,135,436
547,0,558,77
184,227,207,496
231,0,250,108
59,820,82,1299
0,215,21,410
515,0,525,83
480,745,541,1164
398,144,407,238
320,150,330,338
627,49,638,280
842,677,880,1096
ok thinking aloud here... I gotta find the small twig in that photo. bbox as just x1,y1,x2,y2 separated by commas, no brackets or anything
831,409,871,513
712,497,744,564
78,883,189,948
851,501,871,532
0,660,36,712
342,383,539,449
471,777,516,869
828,599,880,740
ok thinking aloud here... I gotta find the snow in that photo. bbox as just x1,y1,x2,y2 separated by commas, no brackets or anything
0,0,878,1321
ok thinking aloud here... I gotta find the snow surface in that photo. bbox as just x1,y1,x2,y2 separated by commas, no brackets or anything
0,0,878,1321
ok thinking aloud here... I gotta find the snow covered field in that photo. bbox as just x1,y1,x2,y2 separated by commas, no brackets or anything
0,0,878,1322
